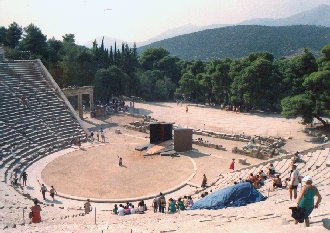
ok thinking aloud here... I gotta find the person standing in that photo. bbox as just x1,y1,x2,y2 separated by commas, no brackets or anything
84,199,92,214
159,193,166,213
40,184,47,200
289,164,300,200
152,197,158,213
201,174,207,188
22,172,28,186
229,159,235,171
119,157,123,167
49,186,57,201
296,176,322,227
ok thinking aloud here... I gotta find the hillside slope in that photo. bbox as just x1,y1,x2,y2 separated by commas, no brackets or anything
138,25,330,60
240,4,330,27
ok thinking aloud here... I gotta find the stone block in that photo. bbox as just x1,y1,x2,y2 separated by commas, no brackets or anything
323,218,330,230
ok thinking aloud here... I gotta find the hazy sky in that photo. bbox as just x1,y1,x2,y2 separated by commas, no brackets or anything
1,0,329,44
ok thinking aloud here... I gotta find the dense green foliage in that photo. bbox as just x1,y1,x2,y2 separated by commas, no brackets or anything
139,25,330,60
0,22,329,126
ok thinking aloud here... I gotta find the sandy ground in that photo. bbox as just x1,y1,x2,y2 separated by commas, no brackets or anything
134,102,318,152
42,130,193,199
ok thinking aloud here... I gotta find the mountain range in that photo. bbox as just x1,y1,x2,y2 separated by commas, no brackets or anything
138,25,330,60
84,4,330,60
239,4,330,27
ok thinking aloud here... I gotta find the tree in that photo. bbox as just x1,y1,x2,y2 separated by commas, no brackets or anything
281,46,330,127
5,22,22,48
94,66,130,101
0,26,7,45
140,48,169,70
20,24,47,58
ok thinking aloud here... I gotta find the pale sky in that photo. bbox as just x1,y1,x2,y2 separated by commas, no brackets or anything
1,0,329,45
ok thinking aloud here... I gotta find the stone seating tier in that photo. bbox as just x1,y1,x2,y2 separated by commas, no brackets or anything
0,61,85,184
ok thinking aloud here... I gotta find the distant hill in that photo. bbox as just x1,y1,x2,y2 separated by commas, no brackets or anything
138,25,330,60
240,4,330,27
138,23,229,47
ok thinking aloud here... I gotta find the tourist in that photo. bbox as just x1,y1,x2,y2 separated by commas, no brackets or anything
118,204,125,216
90,131,94,141
30,199,42,224
187,196,194,208
152,197,158,213
124,206,131,215
248,173,255,183
119,157,123,167
113,204,118,215
22,171,28,186
177,198,185,211
130,204,136,214
40,184,47,200
84,199,92,214
183,196,189,207
96,131,100,142
159,193,166,213
267,163,276,177
229,159,235,171
101,129,105,143
259,170,267,180
49,186,57,201
138,201,145,214
185,106,188,113
168,198,176,213
296,176,322,227
253,175,261,188
201,174,207,188
289,164,300,200
272,175,282,190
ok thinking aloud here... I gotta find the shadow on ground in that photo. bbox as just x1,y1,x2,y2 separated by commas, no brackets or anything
182,149,211,158
84,118,118,132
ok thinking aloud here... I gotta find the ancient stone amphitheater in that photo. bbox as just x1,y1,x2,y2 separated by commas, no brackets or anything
0,59,329,232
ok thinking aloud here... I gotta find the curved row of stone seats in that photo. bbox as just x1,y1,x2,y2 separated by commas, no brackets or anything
0,60,86,186
196,148,329,198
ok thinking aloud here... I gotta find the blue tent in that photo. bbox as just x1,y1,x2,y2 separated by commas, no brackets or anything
191,182,266,210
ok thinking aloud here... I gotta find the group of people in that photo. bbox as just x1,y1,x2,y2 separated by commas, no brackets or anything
89,128,106,143
152,193,194,214
113,201,147,216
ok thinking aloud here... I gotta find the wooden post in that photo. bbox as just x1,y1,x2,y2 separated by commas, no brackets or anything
94,207,96,225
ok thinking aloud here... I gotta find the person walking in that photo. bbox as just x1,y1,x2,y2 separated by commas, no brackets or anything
296,176,322,227
289,164,300,200
22,171,28,186
49,186,57,201
40,184,47,200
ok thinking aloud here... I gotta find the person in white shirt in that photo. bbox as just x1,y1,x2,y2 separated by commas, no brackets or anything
289,164,300,200
130,205,136,214
117,204,125,216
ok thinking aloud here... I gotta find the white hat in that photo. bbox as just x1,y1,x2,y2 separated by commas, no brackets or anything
302,176,312,183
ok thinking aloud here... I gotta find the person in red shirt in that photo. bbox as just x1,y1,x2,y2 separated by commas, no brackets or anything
229,159,235,171
30,200,42,223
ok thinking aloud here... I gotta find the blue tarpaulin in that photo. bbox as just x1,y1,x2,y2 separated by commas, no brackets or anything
191,182,266,210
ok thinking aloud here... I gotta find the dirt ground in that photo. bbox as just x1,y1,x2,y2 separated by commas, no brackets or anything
42,102,319,200
134,102,317,152
42,129,193,199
